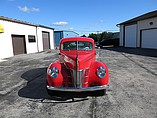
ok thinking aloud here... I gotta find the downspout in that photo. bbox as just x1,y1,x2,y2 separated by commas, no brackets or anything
36,26,39,52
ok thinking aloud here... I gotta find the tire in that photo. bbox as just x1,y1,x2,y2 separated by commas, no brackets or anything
46,87,62,97
90,89,106,97
46,81,52,96
46,80,57,96
46,80,66,97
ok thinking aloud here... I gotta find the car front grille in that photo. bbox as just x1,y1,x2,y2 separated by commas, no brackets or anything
70,69,85,88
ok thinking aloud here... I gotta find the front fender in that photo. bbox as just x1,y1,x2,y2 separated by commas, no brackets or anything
47,62,64,87
89,61,109,86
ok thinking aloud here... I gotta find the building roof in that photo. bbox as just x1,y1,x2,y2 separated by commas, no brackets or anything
0,16,54,30
117,10,157,26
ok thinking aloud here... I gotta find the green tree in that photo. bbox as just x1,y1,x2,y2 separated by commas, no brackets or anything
88,33,97,42
81,34,86,37
88,31,118,42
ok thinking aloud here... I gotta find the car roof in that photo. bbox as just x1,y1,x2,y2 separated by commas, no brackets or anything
60,37,94,44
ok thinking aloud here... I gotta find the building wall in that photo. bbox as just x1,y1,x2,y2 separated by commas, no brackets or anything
37,26,54,51
63,31,79,38
0,19,54,59
0,21,12,59
54,32,63,46
0,20,37,59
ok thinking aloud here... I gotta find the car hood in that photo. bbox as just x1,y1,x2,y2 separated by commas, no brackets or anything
63,51,95,70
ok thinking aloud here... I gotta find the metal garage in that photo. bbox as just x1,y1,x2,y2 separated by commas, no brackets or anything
12,35,27,55
42,31,50,50
141,29,157,49
54,30,79,46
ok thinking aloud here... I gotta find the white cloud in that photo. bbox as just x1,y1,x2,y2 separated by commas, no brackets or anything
69,27,74,30
18,6,29,12
31,8,40,12
52,21,69,26
18,6,40,12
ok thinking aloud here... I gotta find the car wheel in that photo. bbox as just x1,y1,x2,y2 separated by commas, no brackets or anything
46,80,66,97
46,80,59,96
91,89,106,96
46,81,52,96
46,88,52,96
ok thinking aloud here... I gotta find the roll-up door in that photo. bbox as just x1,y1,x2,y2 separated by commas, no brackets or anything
12,35,26,55
42,31,50,50
141,29,157,49
125,24,137,47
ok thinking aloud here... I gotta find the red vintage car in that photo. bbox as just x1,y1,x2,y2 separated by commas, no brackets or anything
46,37,109,96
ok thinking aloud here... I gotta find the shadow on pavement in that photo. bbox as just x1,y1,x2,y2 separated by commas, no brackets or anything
18,68,89,103
101,47,157,57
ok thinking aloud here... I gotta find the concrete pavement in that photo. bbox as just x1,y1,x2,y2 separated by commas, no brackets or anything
0,50,58,95
0,47,157,118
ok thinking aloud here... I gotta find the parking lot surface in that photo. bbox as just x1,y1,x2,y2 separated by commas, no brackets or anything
0,47,157,118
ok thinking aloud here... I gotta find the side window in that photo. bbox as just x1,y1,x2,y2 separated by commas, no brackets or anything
28,35,36,43
78,42,93,50
85,42,93,50
62,41,76,50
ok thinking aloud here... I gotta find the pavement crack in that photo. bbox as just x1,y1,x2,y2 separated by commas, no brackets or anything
90,97,97,118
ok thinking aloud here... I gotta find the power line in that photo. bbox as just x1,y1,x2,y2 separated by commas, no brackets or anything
72,30,119,33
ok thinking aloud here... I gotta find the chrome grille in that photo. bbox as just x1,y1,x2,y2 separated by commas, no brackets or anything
70,69,85,88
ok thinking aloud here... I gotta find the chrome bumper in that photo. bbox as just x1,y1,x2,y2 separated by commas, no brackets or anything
47,85,109,92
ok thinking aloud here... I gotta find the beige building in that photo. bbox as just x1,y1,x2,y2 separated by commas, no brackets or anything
117,10,157,49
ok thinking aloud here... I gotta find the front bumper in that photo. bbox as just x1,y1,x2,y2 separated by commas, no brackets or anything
47,85,109,92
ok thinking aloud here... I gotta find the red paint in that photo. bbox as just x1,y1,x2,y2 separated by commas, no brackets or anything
46,37,109,88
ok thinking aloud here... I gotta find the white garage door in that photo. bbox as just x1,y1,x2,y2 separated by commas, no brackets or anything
141,29,157,49
125,24,137,47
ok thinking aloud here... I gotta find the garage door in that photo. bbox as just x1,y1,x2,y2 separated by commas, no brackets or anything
141,29,157,49
125,24,137,47
42,31,50,50
12,35,26,55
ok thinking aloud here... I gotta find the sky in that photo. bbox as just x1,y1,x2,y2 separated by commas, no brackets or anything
0,0,157,36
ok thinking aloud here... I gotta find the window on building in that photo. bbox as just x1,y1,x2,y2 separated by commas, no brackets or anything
28,35,36,43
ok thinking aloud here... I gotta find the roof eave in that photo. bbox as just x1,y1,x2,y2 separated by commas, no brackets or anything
117,10,157,26
0,16,54,30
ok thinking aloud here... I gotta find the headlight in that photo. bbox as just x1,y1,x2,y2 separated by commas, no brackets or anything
97,67,106,78
48,67,59,78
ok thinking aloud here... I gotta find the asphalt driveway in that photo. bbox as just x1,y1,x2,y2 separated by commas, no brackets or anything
0,47,157,118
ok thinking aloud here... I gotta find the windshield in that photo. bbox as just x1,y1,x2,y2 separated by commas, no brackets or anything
62,41,93,51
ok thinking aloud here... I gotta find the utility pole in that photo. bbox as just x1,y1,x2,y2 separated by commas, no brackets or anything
97,31,99,42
